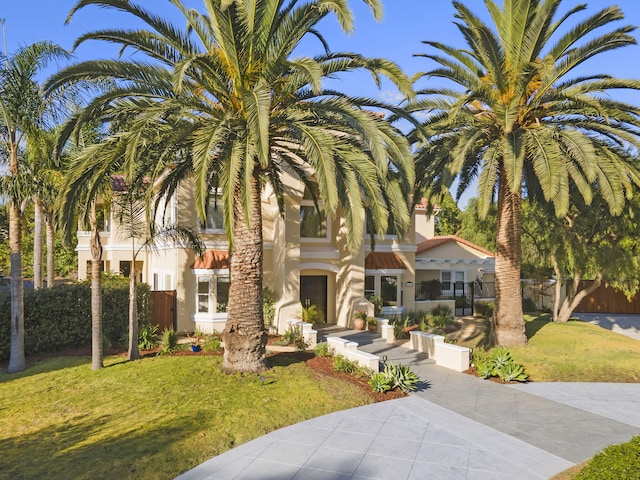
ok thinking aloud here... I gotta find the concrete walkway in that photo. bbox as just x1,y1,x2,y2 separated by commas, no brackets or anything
176,331,640,480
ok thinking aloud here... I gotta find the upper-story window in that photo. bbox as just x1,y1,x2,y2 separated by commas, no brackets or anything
155,193,176,227
300,188,328,239
202,191,225,233
365,213,396,237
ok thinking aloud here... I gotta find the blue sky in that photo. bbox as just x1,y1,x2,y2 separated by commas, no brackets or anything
3,0,640,206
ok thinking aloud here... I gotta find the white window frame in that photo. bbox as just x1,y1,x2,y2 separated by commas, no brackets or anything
364,270,404,311
194,271,230,320
440,270,466,297
152,271,175,291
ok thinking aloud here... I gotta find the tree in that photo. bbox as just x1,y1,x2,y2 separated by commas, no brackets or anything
112,181,203,361
410,0,640,346
47,0,415,373
0,40,68,372
433,191,462,236
522,195,640,323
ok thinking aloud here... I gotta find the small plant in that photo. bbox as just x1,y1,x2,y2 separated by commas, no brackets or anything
474,301,494,318
160,327,179,354
302,304,324,323
355,310,368,321
367,317,377,331
382,363,418,393
497,362,528,383
263,287,276,331
489,346,513,375
202,335,222,353
332,355,358,374
369,372,391,393
314,342,333,357
367,295,383,316
138,322,158,350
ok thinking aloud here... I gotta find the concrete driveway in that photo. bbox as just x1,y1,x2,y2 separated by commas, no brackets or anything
571,313,640,341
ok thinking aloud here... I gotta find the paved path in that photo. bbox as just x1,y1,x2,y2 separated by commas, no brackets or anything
176,331,640,480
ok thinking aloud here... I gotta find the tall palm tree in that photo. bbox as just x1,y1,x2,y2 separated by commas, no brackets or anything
410,0,640,346
0,40,68,372
47,0,415,373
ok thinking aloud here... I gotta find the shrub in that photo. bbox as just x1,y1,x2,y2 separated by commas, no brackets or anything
0,276,150,361
522,297,537,312
314,342,333,358
381,363,418,393
263,287,276,331
160,327,179,354
474,301,494,318
301,304,324,323
369,372,391,393
281,324,308,350
202,335,222,353
472,346,528,383
575,435,640,480
332,355,358,374
138,322,159,350
420,279,442,300
367,295,383,316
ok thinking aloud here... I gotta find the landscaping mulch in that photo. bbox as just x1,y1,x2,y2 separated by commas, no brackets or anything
305,354,407,402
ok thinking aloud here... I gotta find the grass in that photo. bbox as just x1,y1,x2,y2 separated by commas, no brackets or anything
509,314,640,382
0,353,373,480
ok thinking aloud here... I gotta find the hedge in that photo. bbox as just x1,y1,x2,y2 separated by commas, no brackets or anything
575,435,640,480
0,276,151,361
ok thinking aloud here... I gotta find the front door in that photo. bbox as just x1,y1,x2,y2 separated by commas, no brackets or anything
300,276,328,323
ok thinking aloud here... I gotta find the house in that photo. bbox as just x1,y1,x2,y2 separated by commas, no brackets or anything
75,174,494,333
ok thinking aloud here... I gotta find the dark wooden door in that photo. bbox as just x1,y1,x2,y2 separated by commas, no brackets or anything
151,290,176,331
300,276,327,322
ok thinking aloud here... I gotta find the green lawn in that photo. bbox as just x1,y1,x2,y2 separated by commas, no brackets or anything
0,353,373,480
509,314,640,382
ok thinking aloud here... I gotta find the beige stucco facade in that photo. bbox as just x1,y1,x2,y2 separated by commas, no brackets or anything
76,177,495,333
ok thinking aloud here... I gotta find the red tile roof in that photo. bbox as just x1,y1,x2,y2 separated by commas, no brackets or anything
365,252,406,270
191,250,230,269
416,236,494,257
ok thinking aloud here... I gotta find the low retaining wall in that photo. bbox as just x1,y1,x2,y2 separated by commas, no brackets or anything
287,319,317,348
326,337,380,372
409,330,470,372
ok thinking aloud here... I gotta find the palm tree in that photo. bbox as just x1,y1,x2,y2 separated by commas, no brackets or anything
410,0,640,346
111,179,204,361
0,40,68,372
47,0,415,373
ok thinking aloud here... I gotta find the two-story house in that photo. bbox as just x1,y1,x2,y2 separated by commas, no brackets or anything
76,174,495,333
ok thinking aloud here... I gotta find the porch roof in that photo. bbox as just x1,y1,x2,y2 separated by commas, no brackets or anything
191,249,230,269
365,252,406,270
416,235,494,257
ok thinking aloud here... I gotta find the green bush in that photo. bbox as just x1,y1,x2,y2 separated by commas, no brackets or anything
574,436,640,480
332,355,359,374
202,335,222,353
160,327,179,354
0,277,150,361
263,287,276,330
472,346,528,382
369,372,391,393
381,363,418,393
314,342,333,358
138,322,159,350
474,301,494,318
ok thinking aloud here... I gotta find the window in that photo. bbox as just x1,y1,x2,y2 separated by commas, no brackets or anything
203,191,225,232
380,276,399,306
365,214,396,237
300,188,328,239
216,277,229,312
196,275,230,314
197,276,210,313
441,271,465,296
155,193,175,227
153,272,174,291
365,276,375,298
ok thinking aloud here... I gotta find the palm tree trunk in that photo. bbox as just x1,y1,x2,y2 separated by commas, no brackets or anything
33,197,44,290
7,139,25,373
492,171,527,346
223,175,267,373
8,198,25,373
89,202,104,370
128,239,140,361
45,210,55,288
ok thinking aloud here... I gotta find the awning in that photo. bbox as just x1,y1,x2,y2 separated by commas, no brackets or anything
365,252,406,270
191,250,230,270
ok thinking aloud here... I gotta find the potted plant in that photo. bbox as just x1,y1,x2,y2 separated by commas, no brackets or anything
367,317,377,332
186,329,203,352
354,310,367,330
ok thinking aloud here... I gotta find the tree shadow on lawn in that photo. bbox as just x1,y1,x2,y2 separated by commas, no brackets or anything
266,350,313,368
0,412,207,480
525,313,552,340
